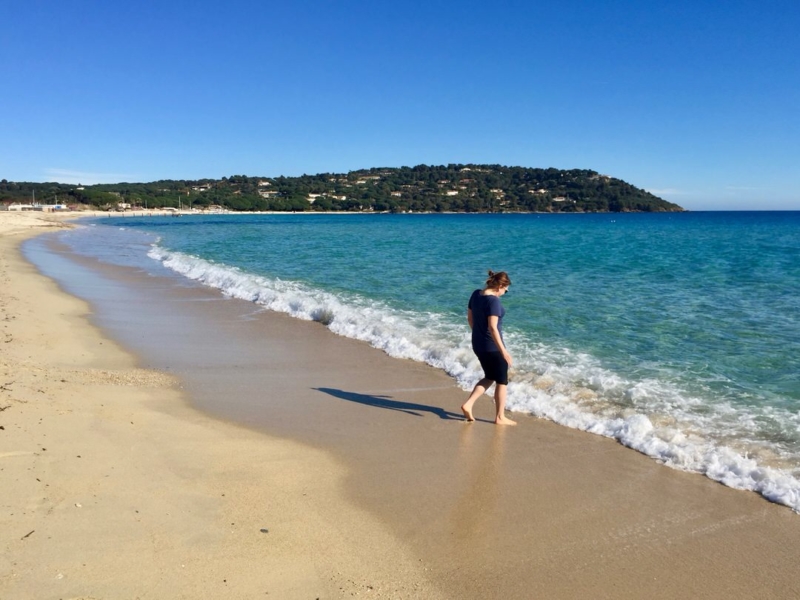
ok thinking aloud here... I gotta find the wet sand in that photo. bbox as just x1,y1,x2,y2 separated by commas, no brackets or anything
4,210,800,599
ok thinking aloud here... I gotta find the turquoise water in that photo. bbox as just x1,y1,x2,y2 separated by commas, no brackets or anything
65,212,800,510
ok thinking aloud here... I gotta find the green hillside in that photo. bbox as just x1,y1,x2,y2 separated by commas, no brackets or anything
0,164,684,213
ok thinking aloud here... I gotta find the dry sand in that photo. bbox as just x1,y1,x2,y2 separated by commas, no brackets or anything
2,210,800,600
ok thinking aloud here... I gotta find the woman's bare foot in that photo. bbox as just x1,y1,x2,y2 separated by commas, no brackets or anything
495,416,517,426
461,405,475,422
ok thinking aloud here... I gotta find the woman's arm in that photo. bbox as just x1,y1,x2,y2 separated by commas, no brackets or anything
467,308,474,330
488,315,513,366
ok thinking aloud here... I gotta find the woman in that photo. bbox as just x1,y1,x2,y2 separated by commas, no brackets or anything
461,270,517,425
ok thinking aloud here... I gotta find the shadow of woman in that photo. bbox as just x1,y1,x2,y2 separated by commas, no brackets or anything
313,387,464,420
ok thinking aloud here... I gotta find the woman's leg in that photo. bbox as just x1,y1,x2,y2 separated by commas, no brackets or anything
461,378,493,421
494,384,517,425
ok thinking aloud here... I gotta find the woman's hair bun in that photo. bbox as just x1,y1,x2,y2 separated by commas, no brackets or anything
485,270,511,289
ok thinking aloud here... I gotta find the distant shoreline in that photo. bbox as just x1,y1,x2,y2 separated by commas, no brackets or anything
77,207,690,218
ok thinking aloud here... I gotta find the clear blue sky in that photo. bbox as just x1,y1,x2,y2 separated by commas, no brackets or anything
2,0,798,210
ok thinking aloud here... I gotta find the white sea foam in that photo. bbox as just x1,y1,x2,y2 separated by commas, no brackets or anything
149,245,800,513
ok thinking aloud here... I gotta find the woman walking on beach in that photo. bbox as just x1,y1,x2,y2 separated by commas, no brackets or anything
461,270,517,426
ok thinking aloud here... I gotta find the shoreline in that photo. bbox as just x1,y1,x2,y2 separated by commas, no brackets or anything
7,207,690,220
4,211,800,598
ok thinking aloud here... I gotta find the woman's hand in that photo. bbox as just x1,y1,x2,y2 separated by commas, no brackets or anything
503,350,513,367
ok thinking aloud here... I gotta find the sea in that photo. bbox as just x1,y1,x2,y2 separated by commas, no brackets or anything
46,211,800,512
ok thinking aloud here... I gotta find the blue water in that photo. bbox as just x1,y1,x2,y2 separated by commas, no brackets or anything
62,212,800,510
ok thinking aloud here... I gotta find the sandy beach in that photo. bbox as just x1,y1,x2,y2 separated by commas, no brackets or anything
1,212,446,599
3,210,800,599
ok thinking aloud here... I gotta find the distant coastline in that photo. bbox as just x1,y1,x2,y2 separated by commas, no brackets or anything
1,163,684,214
